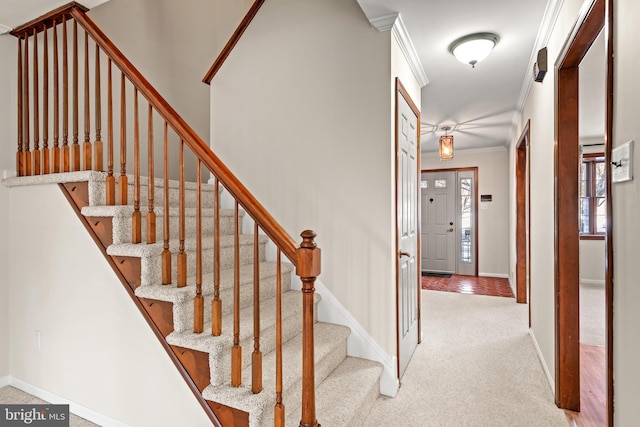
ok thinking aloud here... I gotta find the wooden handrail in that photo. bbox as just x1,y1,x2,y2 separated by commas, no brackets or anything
70,8,298,263
202,0,266,84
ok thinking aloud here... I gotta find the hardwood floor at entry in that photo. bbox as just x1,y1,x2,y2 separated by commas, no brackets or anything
421,274,514,298
565,344,606,426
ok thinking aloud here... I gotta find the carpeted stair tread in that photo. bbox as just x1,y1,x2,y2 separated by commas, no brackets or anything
106,233,267,258
166,291,310,354
287,357,383,427
81,204,239,219
202,322,350,427
134,262,293,302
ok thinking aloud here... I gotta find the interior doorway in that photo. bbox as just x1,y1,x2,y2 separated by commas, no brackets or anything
515,121,530,307
554,0,613,425
420,168,478,276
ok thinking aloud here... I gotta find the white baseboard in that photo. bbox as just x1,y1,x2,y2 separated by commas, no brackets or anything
314,279,399,397
479,272,509,279
0,375,9,388
580,279,605,286
528,329,555,394
8,377,131,427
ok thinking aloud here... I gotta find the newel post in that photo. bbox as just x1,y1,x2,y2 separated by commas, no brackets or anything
296,230,321,427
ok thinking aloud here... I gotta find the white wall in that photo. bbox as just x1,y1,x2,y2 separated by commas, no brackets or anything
508,0,586,387
0,34,17,379
211,0,398,355
88,0,253,144
579,239,605,283
7,184,211,427
612,0,640,423
422,148,510,277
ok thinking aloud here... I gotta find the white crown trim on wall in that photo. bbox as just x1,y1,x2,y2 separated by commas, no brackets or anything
368,12,429,88
0,24,13,34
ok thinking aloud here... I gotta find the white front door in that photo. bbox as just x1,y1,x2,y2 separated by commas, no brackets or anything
421,171,456,273
396,81,419,377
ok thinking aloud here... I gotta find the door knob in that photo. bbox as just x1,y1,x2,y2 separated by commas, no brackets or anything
447,228,454,232
399,251,411,258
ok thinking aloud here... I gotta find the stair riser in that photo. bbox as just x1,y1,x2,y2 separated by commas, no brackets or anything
208,309,308,387
112,212,236,245
172,273,292,333
141,242,267,286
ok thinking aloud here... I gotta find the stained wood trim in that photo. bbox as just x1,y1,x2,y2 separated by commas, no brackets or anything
70,8,298,264
395,78,421,378
604,0,614,424
420,166,479,277
202,0,266,84
516,121,530,304
58,182,223,427
554,0,608,415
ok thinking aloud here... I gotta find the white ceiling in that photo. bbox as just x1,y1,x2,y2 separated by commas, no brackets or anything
358,0,550,153
2,0,604,153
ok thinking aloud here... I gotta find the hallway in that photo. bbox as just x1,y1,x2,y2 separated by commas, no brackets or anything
363,290,566,426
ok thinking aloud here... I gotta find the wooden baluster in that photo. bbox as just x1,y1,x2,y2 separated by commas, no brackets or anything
211,178,222,335
33,28,40,176
132,88,141,243
298,231,321,427
94,45,103,171
17,37,23,176
62,15,69,172
52,22,60,173
105,59,115,204
72,19,80,171
42,25,50,174
147,105,156,244
177,140,187,288
118,72,128,205
231,200,242,387
194,161,204,333
252,222,262,394
274,249,284,427
24,31,31,176
161,122,171,285
83,29,91,170
53,21,60,173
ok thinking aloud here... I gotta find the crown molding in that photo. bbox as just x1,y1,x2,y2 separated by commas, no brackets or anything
391,14,429,87
422,145,508,157
367,12,429,88
509,0,565,143
0,24,12,35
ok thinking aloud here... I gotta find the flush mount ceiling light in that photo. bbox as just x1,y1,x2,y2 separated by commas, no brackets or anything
448,32,500,68
439,126,454,161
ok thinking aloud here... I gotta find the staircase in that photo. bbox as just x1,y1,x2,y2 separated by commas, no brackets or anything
5,3,383,426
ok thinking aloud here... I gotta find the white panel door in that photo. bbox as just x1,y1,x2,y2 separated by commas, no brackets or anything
421,171,456,273
397,85,419,378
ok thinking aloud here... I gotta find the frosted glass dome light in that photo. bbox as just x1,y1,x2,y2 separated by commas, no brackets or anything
449,33,500,68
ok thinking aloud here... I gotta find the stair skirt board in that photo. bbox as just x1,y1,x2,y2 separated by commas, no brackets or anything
3,172,385,426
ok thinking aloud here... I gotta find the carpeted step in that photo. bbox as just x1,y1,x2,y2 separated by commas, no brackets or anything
202,322,350,427
106,233,268,286
167,290,319,387
91,174,217,209
135,262,294,332
81,204,240,245
287,357,383,427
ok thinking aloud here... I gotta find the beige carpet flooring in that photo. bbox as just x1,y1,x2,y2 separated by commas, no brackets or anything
580,282,606,346
363,290,567,427
0,386,98,427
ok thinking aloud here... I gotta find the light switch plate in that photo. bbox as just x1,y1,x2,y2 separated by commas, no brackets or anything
612,140,634,183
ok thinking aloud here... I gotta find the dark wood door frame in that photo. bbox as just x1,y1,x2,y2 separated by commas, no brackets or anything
516,121,530,306
420,167,479,277
554,0,614,423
